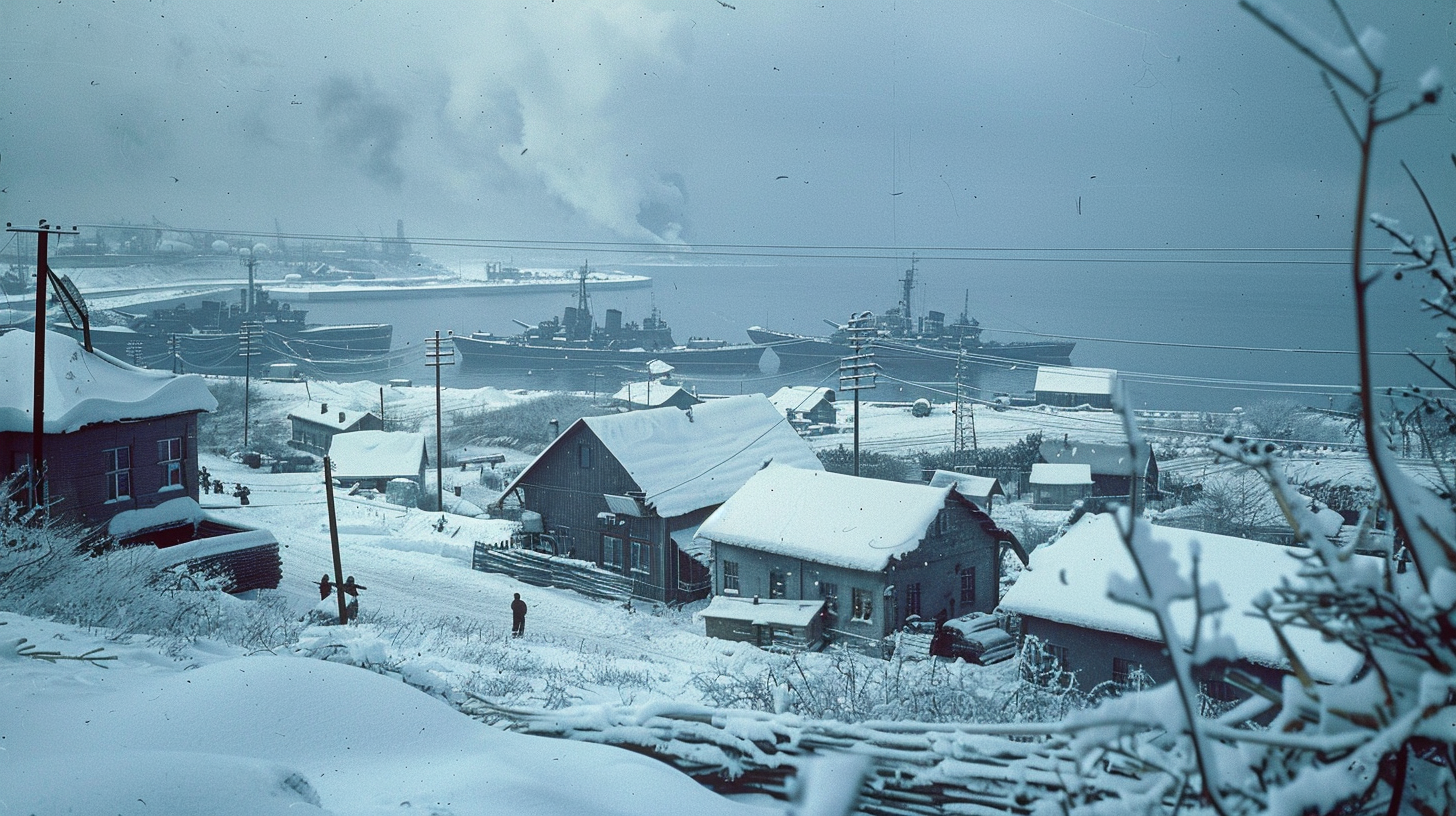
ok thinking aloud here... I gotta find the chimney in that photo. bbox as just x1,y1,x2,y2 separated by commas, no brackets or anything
752,595,759,605
549,418,560,439
339,411,346,423
321,403,328,414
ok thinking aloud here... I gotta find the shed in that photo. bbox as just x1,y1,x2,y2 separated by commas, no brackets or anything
699,596,826,650
1039,437,1160,502
327,430,428,493
611,381,702,411
287,400,383,455
1029,463,1093,510
927,470,1005,511
767,386,837,427
1033,366,1117,409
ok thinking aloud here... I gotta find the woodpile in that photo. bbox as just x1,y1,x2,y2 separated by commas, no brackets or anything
471,543,632,602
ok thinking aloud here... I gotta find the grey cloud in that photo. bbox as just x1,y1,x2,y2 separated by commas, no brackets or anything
316,75,408,189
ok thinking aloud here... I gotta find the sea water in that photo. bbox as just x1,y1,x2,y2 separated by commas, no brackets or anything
296,256,1432,413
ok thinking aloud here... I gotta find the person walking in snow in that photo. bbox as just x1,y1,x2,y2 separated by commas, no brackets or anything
233,483,251,506
212,478,225,495
510,593,527,637
318,574,333,601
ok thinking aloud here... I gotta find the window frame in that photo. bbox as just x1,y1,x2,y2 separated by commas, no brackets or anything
104,446,132,502
959,567,977,607
1112,657,1146,688
851,588,874,622
905,582,921,618
578,443,592,469
629,540,650,575
602,534,624,570
818,581,838,615
768,569,788,599
722,559,740,594
157,437,183,490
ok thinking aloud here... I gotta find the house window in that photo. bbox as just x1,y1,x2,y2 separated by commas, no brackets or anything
104,446,131,501
630,540,650,575
578,444,592,468
602,535,624,569
932,509,949,536
905,582,922,618
157,437,183,490
1113,657,1146,689
722,560,740,594
1044,642,1069,673
768,570,788,599
819,581,838,615
851,588,874,622
959,568,977,607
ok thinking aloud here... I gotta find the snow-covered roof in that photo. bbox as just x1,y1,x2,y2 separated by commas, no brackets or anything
328,431,426,480
700,595,824,628
671,523,710,566
767,386,834,416
107,496,207,539
610,382,698,408
1040,439,1146,476
698,465,951,573
1033,365,1117,396
1030,463,1093,485
508,394,822,519
999,513,1365,684
927,470,1004,503
287,400,376,430
0,329,217,434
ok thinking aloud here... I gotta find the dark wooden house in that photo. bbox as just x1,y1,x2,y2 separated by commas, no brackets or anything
0,330,279,592
1033,366,1117,409
498,394,823,605
1039,437,1160,502
999,513,1367,699
698,465,1025,652
287,400,383,455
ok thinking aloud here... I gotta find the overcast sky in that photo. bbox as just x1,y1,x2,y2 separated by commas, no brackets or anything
1,0,1450,254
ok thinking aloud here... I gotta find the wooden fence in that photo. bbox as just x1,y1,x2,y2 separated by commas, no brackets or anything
472,542,633,602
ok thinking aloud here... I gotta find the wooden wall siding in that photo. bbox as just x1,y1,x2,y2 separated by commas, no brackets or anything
710,498,1001,640
514,424,710,604
0,414,201,529
1032,482,1091,510
1020,615,1284,696
1034,391,1113,410
290,414,384,455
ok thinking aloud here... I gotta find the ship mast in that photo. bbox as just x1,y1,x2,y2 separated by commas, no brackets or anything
898,256,917,335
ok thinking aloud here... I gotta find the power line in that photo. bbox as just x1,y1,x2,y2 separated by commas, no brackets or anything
75,223,1401,267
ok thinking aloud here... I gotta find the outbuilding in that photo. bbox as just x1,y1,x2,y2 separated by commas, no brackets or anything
1029,463,1094,510
327,430,428,493
287,400,383,455
1033,366,1117,409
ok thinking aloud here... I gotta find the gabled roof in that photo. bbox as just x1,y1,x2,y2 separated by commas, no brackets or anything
1030,463,1093,485
506,394,822,519
698,464,953,573
767,386,834,416
1033,365,1117,396
927,470,1005,504
1040,439,1150,476
328,431,426,480
287,401,377,430
0,329,217,434
610,381,700,409
999,513,1365,684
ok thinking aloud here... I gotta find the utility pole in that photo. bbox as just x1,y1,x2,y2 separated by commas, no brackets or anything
239,320,263,450
425,330,455,511
838,311,878,477
6,220,79,510
240,247,258,313
169,333,182,374
322,455,350,625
